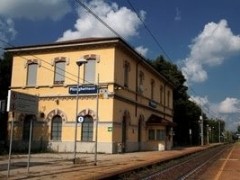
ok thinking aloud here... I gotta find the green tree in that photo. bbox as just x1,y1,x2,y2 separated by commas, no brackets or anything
0,52,12,142
205,118,225,143
237,125,240,133
150,55,202,146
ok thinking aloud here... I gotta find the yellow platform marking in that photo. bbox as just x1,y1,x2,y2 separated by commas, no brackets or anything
214,146,234,180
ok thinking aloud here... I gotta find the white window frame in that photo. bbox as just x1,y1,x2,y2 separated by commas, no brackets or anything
26,63,38,86
54,60,66,85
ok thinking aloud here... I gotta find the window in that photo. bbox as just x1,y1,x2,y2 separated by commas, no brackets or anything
148,129,165,141
138,71,144,94
156,129,165,140
148,129,155,140
139,71,144,86
167,90,171,107
124,61,130,87
27,63,38,86
51,115,62,140
151,79,155,100
84,58,96,84
54,61,65,84
160,85,164,104
81,116,93,141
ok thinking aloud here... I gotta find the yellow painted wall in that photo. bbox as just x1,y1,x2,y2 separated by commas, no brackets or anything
8,39,174,153
11,48,116,88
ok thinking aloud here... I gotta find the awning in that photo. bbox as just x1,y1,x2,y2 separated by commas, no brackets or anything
146,114,176,127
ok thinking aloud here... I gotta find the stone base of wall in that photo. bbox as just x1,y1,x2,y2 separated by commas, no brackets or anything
10,140,49,152
10,140,115,154
48,141,114,154
9,140,172,154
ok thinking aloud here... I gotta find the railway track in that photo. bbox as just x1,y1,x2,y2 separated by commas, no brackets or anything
113,144,232,180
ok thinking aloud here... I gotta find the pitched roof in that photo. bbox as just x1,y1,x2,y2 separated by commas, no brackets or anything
5,37,121,51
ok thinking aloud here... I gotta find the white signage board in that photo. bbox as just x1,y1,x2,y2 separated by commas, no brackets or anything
7,90,38,115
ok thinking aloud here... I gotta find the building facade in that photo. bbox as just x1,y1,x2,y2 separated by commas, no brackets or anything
6,37,175,153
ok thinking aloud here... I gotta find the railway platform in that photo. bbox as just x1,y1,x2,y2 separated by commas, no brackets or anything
0,144,221,179
198,142,240,180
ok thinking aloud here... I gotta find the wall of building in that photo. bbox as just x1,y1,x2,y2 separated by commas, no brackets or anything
8,39,174,154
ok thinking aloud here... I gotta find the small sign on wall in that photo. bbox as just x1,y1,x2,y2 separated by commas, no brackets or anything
108,127,113,132
77,116,84,123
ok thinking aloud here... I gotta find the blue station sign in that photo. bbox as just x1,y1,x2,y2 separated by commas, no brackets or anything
69,85,98,94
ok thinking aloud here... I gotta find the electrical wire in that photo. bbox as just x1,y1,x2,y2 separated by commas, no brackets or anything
126,0,173,63
2,1,222,121
74,0,124,40
125,1,223,120
189,87,221,120
0,38,95,85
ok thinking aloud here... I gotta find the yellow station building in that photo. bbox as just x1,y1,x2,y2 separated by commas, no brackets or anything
6,37,175,153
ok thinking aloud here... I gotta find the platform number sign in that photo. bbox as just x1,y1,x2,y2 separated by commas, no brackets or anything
77,116,84,123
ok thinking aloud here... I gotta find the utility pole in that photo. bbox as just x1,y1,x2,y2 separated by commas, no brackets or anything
206,124,209,144
94,74,99,166
218,120,221,143
73,59,87,164
200,114,204,146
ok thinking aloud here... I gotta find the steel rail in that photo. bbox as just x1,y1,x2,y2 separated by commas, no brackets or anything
141,144,231,180
180,144,231,179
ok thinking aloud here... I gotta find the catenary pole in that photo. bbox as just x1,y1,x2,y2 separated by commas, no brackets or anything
73,59,87,164
94,74,99,165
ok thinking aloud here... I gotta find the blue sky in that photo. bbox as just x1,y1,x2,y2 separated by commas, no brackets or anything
0,0,240,131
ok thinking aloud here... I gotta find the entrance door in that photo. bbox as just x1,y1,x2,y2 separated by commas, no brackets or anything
138,119,142,151
122,118,127,153
22,115,32,141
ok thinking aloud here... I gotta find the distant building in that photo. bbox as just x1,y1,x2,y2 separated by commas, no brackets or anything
6,37,175,153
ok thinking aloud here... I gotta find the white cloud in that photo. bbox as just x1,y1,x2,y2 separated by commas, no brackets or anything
181,19,240,83
174,7,181,21
0,0,71,55
190,95,240,115
218,97,240,113
190,95,240,131
135,46,148,57
0,0,71,21
57,0,145,41
189,96,209,107
0,17,16,56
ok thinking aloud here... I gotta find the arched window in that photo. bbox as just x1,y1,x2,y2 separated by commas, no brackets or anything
81,115,93,141
160,85,164,104
151,79,155,100
124,61,130,87
27,63,38,86
167,90,171,107
51,115,62,140
138,116,144,143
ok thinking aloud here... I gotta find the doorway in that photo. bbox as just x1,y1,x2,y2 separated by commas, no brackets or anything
122,117,127,153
